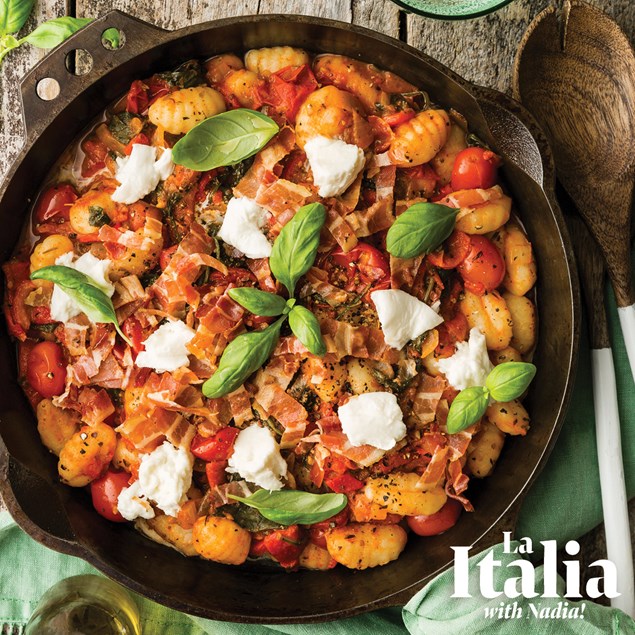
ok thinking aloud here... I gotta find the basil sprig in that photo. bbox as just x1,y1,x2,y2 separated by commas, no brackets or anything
172,109,279,171
386,202,458,259
22,16,91,48
203,203,327,398
0,0,34,36
203,316,285,398
446,361,536,434
228,489,347,526
30,265,131,346
269,202,326,297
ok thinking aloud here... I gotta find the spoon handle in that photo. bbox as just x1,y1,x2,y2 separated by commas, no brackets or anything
617,304,635,384
591,348,635,618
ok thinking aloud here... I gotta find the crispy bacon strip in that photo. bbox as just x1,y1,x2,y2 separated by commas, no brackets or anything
226,386,253,427
412,374,446,425
118,409,195,451
318,431,386,468
446,459,473,512
319,317,400,363
299,267,354,306
256,179,312,223
390,254,423,292
77,387,115,426
325,203,358,252
416,445,449,490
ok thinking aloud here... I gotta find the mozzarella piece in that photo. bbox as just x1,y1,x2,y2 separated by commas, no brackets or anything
49,252,114,323
117,441,194,521
112,144,174,204
371,289,444,350
136,320,195,373
217,197,272,259
435,327,494,390
226,424,287,490
338,392,407,451
304,135,366,198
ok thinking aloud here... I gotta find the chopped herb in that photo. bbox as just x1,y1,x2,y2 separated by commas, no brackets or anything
108,111,137,144
88,205,110,228
157,60,205,89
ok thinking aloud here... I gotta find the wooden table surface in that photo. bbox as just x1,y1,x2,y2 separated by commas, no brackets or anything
0,0,633,600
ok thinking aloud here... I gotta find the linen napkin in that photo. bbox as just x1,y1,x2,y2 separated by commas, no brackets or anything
1,274,634,634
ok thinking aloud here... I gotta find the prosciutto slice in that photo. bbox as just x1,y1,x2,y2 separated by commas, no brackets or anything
411,374,446,425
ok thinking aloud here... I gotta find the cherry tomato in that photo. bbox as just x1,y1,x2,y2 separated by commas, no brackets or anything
457,235,505,294
451,147,500,191
326,242,390,299
309,507,350,549
190,428,239,462
259,64,319,122
124,133,150,155
262,525,306,568
435,312,470,358
26,341,67,398
407,499,463,536
33,183,78,225
427,231,471,269
324,472,364,494
81,137,109,178
90,469,131,523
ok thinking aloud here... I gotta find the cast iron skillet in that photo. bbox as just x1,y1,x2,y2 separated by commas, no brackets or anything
0,12,579,623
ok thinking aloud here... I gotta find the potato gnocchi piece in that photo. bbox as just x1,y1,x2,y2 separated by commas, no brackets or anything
359,473,447,516
345,358,383,395
192,516,251,565
459,289,513,351
58,423,117,487
503,292,537,354
136,514,198,556
493,223,537,296
431,121,468,185
466,420,505,478
490,346,523,365
205,53,244,84
245,46,309,76
313,54,416,113
219,69,264,109
30,234,74,274
302,354,347,402
299,542,337,570
148,86,226,135
388,110,450,168
326,523,407,570
486,400,530,436
295,85,374,150
36,399,81,456
453,189,512,235
69,187,121,236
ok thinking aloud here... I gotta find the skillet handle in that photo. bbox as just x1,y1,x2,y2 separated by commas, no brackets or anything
19,11,167,137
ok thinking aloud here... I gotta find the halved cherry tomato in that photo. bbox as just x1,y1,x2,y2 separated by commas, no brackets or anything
407,499,462,536
205,460,227,488
30,306,53,325
81,137,109,178
26,341,66,398
457,235,505,295
262,525,305,568
326,242,390,299
33,183,78,226
91,469,131,522
208,267,257,288
427,230,471,269
126,77,171,114
451,147,500,191
382,109,416,128
190,428,239,462
259,64,319,122
124,133,150,155
308,507,349,549
435,312,470,358
324,472,364,494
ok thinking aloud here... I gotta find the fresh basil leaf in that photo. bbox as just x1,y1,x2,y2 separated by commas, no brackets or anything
0,0,35,35
101,27,119,49
30,265,131,345
22,16,91,49
228,287,286,317
202,316,285,398
485,362,536,402
386,202,458,259
269,202,326,296
288,305,326,356
228,489,347,526
446,386,490,434
230,503,284,532
172,109,279,171
0,33,19,64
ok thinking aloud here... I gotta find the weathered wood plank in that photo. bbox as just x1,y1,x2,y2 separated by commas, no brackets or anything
351,0,400,37
257,0,351,21
406,0,634,94
0,1,67,183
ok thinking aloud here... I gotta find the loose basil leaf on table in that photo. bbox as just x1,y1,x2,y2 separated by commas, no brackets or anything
446,385,490,434
202,316,285,398
269,202,326,296
228,489,348,526
485,361,537,402
288,305,326,356
101,26,120,49
228,287,287,317
172,109,279,171
22,16,92,48
386,202,458,259
30,265,131,345
0,0,35,35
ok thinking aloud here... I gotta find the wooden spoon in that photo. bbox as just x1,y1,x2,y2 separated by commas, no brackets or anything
515,2,635,617
513,0,635,383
